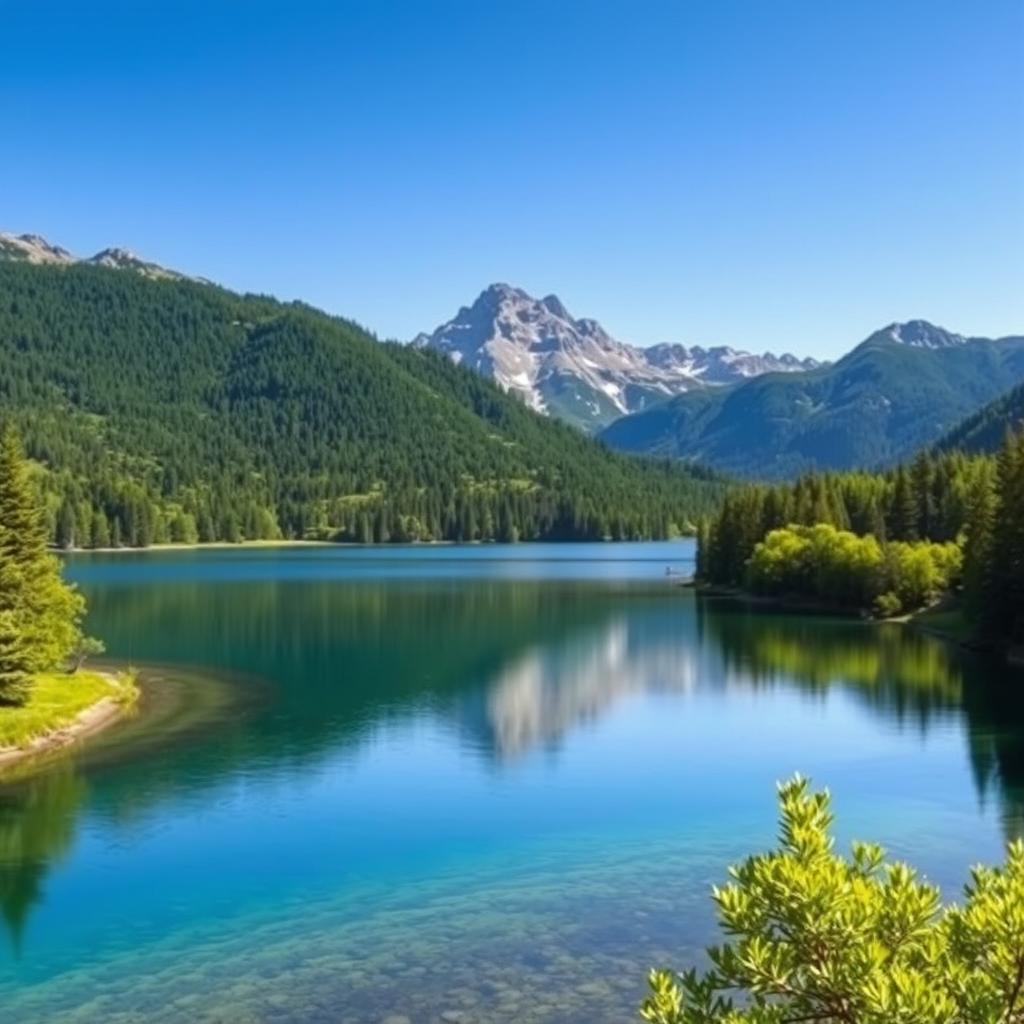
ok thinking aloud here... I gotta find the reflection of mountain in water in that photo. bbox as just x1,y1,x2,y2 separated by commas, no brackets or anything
468,617,700,757
3,578,1024,944
456,593,1024,836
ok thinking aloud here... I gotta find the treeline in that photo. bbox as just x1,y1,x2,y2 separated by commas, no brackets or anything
0,263,723,547
696,435,1024,644
0,427,91,704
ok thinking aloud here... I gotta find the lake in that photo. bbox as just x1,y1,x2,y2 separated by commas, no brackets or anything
1,541,1022,1023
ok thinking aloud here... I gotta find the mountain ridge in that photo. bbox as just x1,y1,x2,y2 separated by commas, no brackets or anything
601,320,1024,478
0,231,195,282
413,283,821,431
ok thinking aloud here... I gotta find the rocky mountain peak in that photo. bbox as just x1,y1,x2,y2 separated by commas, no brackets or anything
89,246,140,266
540,294,570,320
414,284,820,431
883,320,966,349
0,232,76,265
1,229,194,282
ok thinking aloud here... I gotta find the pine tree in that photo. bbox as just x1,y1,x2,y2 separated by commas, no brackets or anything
989,430,1024,643
889,467,918,541
962,465,997,625
0,426,85,673
0,611,32,705
911,450,936,539
695,518,710,581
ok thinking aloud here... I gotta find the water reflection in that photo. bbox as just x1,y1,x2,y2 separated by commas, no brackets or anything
1,571,1023,955
0,767,85,950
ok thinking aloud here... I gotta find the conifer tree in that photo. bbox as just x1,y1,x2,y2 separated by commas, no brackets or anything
889,466,918,541
989,430,1024,643
0,610,32,705
0,425,85,674
961,463,997,625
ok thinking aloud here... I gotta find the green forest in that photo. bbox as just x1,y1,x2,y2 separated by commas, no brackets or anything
696,433,1024,647
0,262,722,546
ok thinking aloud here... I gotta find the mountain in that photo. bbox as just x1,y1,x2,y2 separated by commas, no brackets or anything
937,380,1024,454
0,256,722,547
413,284,820,431
601,320,1024,479
0,231,191,281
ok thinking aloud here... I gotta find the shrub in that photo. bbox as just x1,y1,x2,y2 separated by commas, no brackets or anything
746,524,962,615
873,590,904,618
642,776,1024,1024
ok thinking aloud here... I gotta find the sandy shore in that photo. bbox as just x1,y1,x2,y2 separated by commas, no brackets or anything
0,680,131,771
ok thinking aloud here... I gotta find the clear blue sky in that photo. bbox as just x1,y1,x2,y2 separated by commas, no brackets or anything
3,0,1021,358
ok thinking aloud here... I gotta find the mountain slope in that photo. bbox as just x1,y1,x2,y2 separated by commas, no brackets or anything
601,321,1024,478
414,284,819,431
937,381,1024,454
0,259,722,545
0,231,191,280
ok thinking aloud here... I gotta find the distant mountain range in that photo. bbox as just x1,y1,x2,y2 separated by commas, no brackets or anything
413,284,820,431
601,321,1024,478
7,231,1021,484
0,231,196,282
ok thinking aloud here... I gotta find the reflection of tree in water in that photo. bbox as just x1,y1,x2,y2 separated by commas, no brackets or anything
961,674,1024,840
0,765,85,950
699,599,1024,839
706,610,962,720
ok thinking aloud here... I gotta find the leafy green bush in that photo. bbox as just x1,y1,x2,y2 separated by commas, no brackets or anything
746,524,960,614
872,590,903,618
642,776,1024,1024
885,541,963,613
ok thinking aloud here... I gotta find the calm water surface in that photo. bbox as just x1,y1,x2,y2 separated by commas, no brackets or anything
1,541,1023,1023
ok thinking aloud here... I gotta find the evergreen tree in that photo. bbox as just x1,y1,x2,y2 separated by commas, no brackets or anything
911,450,936,539
989,431,1024,643
0,611,32,705
889,466,918,541
0,426,85,674
961,464,997,625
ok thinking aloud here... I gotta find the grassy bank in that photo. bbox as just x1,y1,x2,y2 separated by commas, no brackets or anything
0,670,139,750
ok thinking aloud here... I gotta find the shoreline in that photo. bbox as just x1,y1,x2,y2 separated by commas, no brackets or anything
693,583,867,619
57,539,338,555
694,584,1011,659
57,537,697,556
0,672,137,773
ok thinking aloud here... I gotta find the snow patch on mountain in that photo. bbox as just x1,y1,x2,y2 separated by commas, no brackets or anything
883,320,967,349
414,284,821,430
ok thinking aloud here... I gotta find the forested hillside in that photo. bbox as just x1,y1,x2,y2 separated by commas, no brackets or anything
602,321,1024,478
937,381,1024,455
0,262,722,546
695,435,1024,646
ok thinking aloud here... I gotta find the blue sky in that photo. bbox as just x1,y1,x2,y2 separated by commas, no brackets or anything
2,0,1021,358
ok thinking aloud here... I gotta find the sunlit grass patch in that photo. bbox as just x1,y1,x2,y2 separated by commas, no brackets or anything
0,670,137,749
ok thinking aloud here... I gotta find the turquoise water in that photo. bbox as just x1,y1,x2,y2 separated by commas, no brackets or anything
1,541,1022,1022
